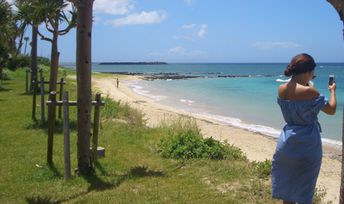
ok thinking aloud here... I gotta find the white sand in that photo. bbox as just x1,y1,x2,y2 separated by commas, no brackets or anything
92,75,342,203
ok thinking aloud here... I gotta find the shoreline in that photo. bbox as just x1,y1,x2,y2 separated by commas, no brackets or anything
127,75,343,153
92,74,342,203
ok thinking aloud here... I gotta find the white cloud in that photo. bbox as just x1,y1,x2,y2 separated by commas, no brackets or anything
197,24,208,38
94,0,135,15
105,10,167,27
182,24,196,29
177,24,208,41
168,46,186,55
252,41,301,50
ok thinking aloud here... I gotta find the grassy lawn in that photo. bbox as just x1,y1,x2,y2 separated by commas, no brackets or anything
0,68,324,204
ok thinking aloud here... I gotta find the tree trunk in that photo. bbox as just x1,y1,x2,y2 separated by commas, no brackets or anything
327,0,344,21
340,105,344,204
16,31,24,57
326,1,344,202
30,25,38,92
75,0,94,175
49,14,60,92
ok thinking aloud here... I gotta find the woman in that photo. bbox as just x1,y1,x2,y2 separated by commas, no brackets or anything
272,53,337,204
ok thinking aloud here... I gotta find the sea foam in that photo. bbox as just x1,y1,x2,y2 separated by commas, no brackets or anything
276,78,290,83
180,98,195,106
126,81,166,101
195,112,281,138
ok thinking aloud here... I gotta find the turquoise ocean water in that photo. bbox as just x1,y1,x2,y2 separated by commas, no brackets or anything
65,63,344,144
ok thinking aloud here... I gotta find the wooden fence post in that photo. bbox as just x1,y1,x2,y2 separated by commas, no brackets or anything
63,91,71,179
25,67,29,94
58,78,64,119
40,77,45,126
32,80,37,120
39,68,43,83
47,91,56,165
92,93,101,162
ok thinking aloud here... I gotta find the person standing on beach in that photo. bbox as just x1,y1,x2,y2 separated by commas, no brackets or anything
272,53,337,204
116,78,119,88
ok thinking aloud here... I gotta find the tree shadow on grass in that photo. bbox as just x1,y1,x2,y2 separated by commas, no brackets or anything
53,120,78,134
48,163,62,178
85,165,165,192
18,92,30,96
24,119,77,134
49,165,166,203
93,160,108,176
24,120,42,130
0,86,12,92
25,196,61,204
0,81,11,85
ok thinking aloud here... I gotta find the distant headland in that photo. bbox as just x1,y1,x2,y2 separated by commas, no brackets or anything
99,62,168,65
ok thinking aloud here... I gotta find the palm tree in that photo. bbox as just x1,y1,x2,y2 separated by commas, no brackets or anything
68,0,94,175
326,1,344,203
36,0,76,92
0,0,16,78
16,0,45,91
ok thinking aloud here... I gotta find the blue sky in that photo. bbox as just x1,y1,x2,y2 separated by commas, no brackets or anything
10,0,344,62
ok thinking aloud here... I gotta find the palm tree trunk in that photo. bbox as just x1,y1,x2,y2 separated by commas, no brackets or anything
16,31,24,57
75,0,94,175
49,14,60,92
30,25,38,92
327,1,344,202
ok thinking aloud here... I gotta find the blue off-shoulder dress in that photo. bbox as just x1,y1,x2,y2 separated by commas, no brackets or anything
272,95,328,204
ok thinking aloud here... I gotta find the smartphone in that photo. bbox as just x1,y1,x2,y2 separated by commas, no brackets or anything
329,75,335,86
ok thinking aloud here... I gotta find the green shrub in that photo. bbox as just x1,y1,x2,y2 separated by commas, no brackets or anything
7,55,30,70
158,117,246,160
251,159,272,179
37,56,50,66
0,69,12,80
159,130,204,159
205,137,245,160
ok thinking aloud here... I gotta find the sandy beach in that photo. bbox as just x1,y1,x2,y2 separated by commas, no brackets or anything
92,75,342,203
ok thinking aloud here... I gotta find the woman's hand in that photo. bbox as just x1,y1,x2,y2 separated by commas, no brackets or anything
322,82,337,115
329,83,336,92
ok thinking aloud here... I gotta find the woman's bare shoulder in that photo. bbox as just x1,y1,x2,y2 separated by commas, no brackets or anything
297,85,320,100
278,83,288,99
278,83,320,100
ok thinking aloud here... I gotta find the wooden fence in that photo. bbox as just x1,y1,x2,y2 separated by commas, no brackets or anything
46,92,104,179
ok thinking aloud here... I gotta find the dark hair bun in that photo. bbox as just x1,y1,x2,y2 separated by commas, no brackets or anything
284,53,316,77
284,65,293,77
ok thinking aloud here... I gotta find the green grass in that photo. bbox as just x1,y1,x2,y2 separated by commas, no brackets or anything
0,68,326,203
